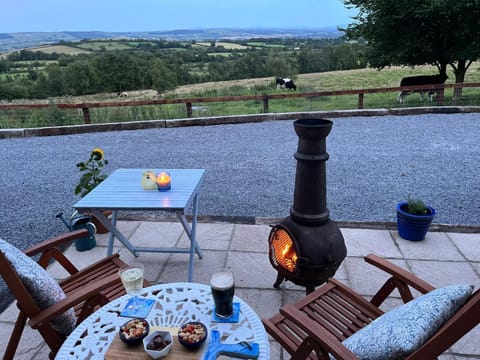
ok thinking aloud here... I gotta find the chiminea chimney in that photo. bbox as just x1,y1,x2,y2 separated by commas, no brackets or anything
268,118,347,294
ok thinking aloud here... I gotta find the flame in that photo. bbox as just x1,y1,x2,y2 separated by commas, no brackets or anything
156,172,171,185
271,229,297,272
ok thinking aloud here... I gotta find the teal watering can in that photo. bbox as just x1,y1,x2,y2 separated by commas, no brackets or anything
55,211,97,251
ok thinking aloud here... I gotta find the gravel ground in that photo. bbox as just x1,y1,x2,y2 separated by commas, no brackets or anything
1,112,479,312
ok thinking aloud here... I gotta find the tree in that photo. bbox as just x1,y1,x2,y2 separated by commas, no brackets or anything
64,60,96,95
265,51,298,77
43,63,66,96
144,58,177,93
342,0,480,96
92,52,140,93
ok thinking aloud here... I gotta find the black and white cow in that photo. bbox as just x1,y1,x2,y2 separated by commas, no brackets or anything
276,77,297,91
397,73,448,103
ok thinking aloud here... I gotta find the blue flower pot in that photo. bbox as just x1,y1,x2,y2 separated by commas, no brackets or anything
396,202,435,241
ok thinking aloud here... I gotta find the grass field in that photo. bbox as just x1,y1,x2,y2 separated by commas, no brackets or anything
75,42,134,51
207,52,237,57
245,41,286,48
23,45,92,55
172,63,480,94
2,64,479,129
196,42,249,49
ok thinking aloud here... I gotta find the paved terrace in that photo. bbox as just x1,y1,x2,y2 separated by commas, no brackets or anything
0,220,478,359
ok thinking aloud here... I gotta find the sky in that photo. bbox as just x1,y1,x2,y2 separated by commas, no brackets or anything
0,0,358,33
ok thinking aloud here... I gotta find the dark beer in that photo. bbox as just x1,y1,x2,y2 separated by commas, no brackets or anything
210,271,235,318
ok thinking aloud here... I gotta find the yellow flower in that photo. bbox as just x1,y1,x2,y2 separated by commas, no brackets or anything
76,148,109,197
91,148,104,161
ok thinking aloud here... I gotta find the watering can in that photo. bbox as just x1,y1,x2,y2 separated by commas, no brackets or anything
56,211,97,251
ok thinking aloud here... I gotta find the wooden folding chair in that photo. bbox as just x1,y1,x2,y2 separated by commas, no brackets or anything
262,253,479,360
0,229,150,360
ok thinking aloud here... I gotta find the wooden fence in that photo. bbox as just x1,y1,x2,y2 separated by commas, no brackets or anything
1,82,479,125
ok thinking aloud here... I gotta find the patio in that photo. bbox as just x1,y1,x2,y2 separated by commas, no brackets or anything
0,219,479,359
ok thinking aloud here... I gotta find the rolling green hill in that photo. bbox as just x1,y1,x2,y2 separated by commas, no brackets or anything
0,27,342,52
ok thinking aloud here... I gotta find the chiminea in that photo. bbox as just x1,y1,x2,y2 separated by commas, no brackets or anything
268,118,347,294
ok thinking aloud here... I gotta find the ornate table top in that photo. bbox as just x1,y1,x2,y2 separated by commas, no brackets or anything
56,282,270,359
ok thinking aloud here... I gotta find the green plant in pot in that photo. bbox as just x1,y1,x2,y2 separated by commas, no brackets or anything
396,196,436,241
75,148,112,236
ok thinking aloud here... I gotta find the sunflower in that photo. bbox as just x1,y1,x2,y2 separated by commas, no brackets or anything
76,148,109,197
91,148,104,161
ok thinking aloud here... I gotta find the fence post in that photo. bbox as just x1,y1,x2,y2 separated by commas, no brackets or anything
186,102,193,117
436,86,445,106
81,107,91,124
263,96,269,113
357,93,364,109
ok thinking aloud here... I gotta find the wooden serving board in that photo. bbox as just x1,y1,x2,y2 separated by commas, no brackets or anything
105,326,207,360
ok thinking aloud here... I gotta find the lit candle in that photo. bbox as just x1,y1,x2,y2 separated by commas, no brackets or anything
156,171,171,191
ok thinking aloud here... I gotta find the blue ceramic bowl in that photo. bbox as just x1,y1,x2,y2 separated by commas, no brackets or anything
119,318,150,345
177,321,208,349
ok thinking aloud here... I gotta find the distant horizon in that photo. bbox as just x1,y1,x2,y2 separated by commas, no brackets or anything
1,25,345,35
1,0,357,33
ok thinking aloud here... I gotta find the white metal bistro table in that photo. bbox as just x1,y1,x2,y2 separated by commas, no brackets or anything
74,168,205,281
55,282,270,359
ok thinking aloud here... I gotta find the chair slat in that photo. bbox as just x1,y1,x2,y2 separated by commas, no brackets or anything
262,253,479,360
0,231,150,360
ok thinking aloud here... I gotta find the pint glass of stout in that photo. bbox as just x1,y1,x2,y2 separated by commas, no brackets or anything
210,271,235,318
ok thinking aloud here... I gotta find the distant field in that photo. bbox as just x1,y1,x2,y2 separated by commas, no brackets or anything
196,41,249,49
172,63,480,95
215,42,249,49
246,41,285,48
75,42,133,51
2,64,480,129
22,45,91,55
5,64,478,102
207,52,236,57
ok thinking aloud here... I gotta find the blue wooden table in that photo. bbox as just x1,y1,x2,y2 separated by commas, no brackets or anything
74,168,205,281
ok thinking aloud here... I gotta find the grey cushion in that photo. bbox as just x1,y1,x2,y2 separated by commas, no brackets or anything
0,238,76,335
341,284,474,360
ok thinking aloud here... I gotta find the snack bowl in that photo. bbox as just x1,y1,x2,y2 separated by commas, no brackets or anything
119,318,150,345
143,330,173,359
177,321,208,349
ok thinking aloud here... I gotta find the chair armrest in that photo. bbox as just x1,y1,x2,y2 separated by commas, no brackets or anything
24,230,89,273
24,229,89,256
280,304,359,360
365,254,435,306
28,273,121,329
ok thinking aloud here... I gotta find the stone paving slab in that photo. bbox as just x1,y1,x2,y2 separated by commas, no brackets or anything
341,228,402,258
448,232,480,262
0,220,478,359
393,231,466,261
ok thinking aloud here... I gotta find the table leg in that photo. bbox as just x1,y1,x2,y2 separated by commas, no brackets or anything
107,210,118,256
177,211,203,258
176,193,203,281
92,210,137,257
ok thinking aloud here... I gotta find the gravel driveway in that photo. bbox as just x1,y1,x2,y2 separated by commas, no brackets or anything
0,112,479,312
